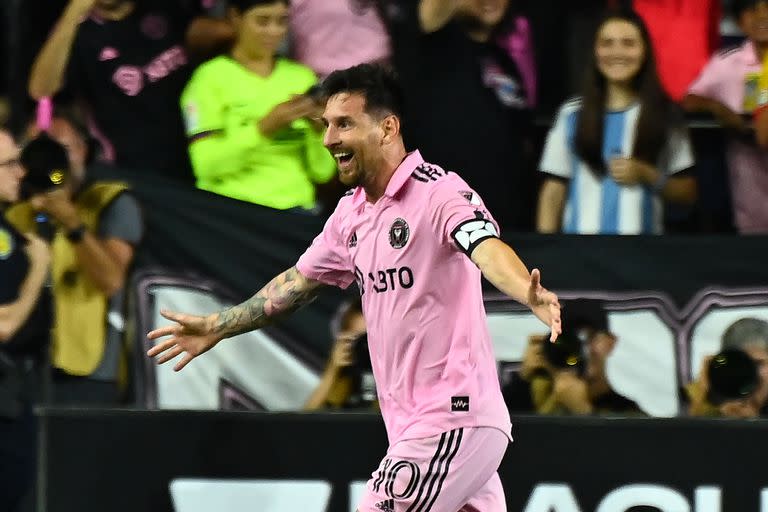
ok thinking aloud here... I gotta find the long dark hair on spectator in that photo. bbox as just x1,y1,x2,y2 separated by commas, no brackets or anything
575,8,678,174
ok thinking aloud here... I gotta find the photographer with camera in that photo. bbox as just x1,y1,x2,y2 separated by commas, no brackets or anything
304,297,377,410
0,129,52,512
6,131,142,406
510,299,642,416
687,318,768,418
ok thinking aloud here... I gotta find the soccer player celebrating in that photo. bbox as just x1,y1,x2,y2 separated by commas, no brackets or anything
148,64,561,512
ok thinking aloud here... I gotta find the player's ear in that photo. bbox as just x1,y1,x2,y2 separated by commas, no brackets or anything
380,114,400,145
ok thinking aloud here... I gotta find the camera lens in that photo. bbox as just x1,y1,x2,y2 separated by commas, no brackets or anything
707,349,759,405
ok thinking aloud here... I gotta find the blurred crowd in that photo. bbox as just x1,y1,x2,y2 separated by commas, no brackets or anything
1,0,768,510
0,0,767,233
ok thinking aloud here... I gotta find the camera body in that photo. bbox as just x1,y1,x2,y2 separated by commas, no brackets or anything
19,134,70,200
542,330,587,376
707,348,759,406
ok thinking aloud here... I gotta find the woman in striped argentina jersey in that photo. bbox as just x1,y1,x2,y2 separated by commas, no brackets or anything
536,7,697,235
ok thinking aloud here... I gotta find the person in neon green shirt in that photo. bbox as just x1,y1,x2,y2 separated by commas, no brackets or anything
180,0,336,210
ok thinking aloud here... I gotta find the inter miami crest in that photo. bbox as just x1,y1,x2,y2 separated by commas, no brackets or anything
389,218,410,249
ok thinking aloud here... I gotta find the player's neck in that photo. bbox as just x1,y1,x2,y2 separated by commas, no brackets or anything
363,147,408,203
231,46,275,77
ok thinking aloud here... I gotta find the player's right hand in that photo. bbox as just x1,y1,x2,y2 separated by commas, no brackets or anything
146,310,223,372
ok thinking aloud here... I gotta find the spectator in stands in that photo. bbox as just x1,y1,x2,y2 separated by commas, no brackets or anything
685,0,768,234
369,0,537,231
27,0,211,183
537,8,696,235
687,318,768,418
289,0,391,78
7,132,143,406
0,129,51,512
506,299,643,416
180,0,336,211
304,297,376,410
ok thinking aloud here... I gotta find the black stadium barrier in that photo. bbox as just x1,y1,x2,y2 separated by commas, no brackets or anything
39,408,768,512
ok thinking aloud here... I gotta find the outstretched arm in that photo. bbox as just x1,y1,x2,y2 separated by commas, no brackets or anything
213,266,323,338
470,238,561,340
147,266,324,371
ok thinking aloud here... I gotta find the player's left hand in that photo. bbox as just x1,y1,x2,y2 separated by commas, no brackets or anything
527,269,561,341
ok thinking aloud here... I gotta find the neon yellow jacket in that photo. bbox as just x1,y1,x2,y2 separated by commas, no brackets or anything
180,57,335,210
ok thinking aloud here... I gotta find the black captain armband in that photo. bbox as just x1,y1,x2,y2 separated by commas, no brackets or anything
451,214,499,256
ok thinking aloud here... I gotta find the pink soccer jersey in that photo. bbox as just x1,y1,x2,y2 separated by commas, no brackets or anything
297,151,512,445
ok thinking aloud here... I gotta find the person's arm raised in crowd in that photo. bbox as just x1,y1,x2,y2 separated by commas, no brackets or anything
30,189,136,297
185,17,236,62
536,178,566,233
0,235,50,342
418,0,465,33
471,239,561,340
28,0,98,100
681,94,750,135
147,267,325,371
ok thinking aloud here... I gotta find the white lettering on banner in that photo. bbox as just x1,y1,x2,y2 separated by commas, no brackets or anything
169,478,331,512
523,484,581,512
596,485,690,512
166,479,767,512
522,483,768,512
695,487,722,512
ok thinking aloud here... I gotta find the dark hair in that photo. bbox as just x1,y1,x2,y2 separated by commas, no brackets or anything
574,8,680,174
731,0,762,19
321,63,404,120
229,0,289,12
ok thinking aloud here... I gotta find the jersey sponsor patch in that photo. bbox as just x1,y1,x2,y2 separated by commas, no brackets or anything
348,232,358,248
0,228,13,260
451,211,498,255
451,396,470,412
389,218,410,249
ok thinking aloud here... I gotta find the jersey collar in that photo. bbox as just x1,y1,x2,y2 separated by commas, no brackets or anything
351,150,424,207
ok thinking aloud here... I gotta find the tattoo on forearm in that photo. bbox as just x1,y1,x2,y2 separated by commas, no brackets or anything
213,267,319,338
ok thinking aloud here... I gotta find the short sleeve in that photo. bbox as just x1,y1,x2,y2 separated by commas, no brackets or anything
687,54,723,99
429,178,500,257
296,207,355,289
97,193,144,245
180,66,225,137
539,103,576,179
663,125,695,175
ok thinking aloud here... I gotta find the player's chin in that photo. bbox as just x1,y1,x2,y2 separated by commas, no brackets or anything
338,168,359,187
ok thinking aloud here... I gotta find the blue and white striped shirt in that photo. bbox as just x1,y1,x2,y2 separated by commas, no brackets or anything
540,98,694,234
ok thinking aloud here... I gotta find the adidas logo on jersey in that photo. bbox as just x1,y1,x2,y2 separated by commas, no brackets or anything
375,498,395,512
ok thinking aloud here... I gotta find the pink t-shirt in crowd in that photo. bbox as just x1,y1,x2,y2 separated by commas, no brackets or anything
688,40,768,233
297,151,512,445
289,0,391,78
